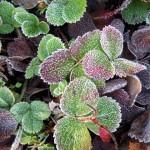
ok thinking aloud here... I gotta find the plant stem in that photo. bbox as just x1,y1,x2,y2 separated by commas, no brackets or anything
10,126,23,150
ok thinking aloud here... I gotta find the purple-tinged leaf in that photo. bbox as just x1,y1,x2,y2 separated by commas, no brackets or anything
110,19,125,34
128,27,150,59
136,87,150,105
7,38,36,58
107,89,145,123
100,25,123,60
82,50,115,80
129,110,150,143
68,12,96,38
125,75,142,106
40,49,75,84
113,58,147,77
0,109,17,140
102,79,127,94
70,30,102,61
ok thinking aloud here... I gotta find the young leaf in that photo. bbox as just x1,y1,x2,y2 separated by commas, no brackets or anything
113,58,147,77
121,0,149,24
0,109,17,140
82,50,115,80
0,86,15,109
70,30,103,61
40,49,75,84
96,96,122,132
100,25,123,60
46,0,87,26
38,34,65,61
54,117,91,150
60,77,99,116
0,24,14,34
25,57,40,79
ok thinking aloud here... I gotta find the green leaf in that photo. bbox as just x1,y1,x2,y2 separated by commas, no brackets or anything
60,77,99,116
85,121,99,135
20,135,38,145
113,58,147,77
38,21,50,34
0,1,14,25
22,111,43,134
70,30,102,61
96,96,122,132
25,57,40,79
82,50,115,80
46,0,87,26
0,24,14,34
31,101,51,121
38,34,65,61
100,25,123,60
40,49,75,84
38,144,55,150
62,0,87,23
0,86,15,109
121,0,149,24
10,102,30,123
54,117,91,150
14,12,39,24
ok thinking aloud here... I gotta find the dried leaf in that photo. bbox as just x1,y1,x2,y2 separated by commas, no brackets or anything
68,12,96,38
126,75,142,106
128,27,150,59
12,0,39,9
40,49,75,84
102,79,127,94
82,50,115,80
129,110,150,143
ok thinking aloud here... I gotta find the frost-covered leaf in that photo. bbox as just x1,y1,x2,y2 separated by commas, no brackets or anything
14,12,39,24
30,101,51,121
70,30,102,61
38,34,65,61
22,111,43,134
0,109,17,140
100,25,123,60
25,57,40,79
38,21,49,34
0,86,15,109
113,58,147,77
128,27,150,59
107,89,145,123
12,0,39,9
121,0,149,24
10,102,30,123
0,41,2,53
129,110,150,143
0,24,14,34
85,121,99,135
60,77,99,116
96,96,122,132
126,75,142,106
71,64,105,89
54,117,91,150
40,49,75,84
46,0,87,26
102,79,127,94
82,50,115,80
68,12,96,38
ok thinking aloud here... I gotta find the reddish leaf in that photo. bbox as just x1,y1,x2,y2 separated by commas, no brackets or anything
113,58,147,77
40,49,75,84
99,126,111,142
68,12,96,38
129,110,150,143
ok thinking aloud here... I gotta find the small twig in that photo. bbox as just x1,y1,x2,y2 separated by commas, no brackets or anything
15,28,23,38
10,126,23,150
0,37,14,41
